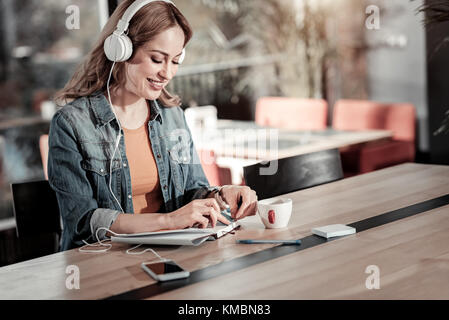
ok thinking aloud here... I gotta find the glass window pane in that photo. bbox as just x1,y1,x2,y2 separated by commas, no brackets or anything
0,0,104,220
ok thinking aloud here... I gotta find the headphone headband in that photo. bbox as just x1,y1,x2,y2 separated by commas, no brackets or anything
116,0,175,35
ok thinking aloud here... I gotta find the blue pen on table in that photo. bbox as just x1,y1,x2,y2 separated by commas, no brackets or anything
236,239,302,245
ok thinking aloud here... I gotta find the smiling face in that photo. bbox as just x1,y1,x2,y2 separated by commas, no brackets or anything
124,25,185,101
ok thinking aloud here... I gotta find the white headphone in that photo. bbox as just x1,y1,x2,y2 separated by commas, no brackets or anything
103,0,186,63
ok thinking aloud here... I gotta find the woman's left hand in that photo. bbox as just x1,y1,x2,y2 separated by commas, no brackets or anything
219,185,258,220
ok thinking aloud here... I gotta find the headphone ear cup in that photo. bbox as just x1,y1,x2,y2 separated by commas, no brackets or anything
179,48,186,64
104,34,133,62
104,34,124,62
121,35,133,61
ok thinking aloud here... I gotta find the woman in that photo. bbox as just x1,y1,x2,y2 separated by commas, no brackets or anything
49,0,257,251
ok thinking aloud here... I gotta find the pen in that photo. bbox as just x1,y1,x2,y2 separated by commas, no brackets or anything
236,239,302,245
221,204,235,222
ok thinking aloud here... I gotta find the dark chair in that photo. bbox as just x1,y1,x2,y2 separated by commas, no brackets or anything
11,180,61,260
243,149,344,200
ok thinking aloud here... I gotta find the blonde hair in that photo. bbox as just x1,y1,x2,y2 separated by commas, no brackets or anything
54,0,192,107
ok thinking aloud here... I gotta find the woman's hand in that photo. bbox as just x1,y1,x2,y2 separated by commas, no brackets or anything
166,198,230,230
218,185,258,220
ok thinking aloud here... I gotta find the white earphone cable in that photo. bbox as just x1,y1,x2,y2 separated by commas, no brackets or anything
125,243,164,260
79,228,113,253
106,60,125,213
79,227,164,261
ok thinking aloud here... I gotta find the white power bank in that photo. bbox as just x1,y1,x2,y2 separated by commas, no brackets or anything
312,224,356,239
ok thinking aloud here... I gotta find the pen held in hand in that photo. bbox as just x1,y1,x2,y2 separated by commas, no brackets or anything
214,190,236,223
221,206,234,221
236,239,301,245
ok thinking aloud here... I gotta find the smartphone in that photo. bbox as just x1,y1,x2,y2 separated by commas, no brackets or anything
141,259,190,282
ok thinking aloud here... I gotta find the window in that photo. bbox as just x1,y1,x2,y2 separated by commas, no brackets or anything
0,0,106,219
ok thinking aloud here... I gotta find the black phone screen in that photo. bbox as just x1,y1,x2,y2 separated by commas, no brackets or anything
143,261,185,275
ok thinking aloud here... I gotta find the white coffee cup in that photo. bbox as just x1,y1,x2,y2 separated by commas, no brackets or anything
257,198,292,229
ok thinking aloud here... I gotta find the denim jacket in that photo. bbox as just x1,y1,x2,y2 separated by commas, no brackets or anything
48,91,214,251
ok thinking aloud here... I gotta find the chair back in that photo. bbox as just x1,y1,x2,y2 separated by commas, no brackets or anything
197,149,232,186
185,106,217,129
255,97,328,130
243,149,343,200
332,100,416,142
198,149,222,186
11,180,61,258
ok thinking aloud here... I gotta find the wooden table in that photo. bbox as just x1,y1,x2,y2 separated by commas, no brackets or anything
193,120,393,184
0,163,448,300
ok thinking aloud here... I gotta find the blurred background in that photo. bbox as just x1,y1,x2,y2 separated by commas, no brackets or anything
0,0,448,265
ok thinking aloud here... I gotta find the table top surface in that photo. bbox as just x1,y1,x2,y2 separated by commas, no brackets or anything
193,120,393,161
1,163,448,300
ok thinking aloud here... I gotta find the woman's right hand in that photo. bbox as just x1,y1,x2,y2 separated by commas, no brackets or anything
165,199,230,230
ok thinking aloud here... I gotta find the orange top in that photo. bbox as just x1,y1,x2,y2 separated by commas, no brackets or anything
123,117,163,214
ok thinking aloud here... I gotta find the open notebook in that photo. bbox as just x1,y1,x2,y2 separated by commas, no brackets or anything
111,222,240,246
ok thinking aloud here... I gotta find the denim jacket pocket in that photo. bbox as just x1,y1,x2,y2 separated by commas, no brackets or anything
81,158,122,207
166,129,191,164
168,130,191,188
167,150,186,193
81,158,121,176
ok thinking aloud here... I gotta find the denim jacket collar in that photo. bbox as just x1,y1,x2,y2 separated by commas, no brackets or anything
89,91,163,128
149,99,163,123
